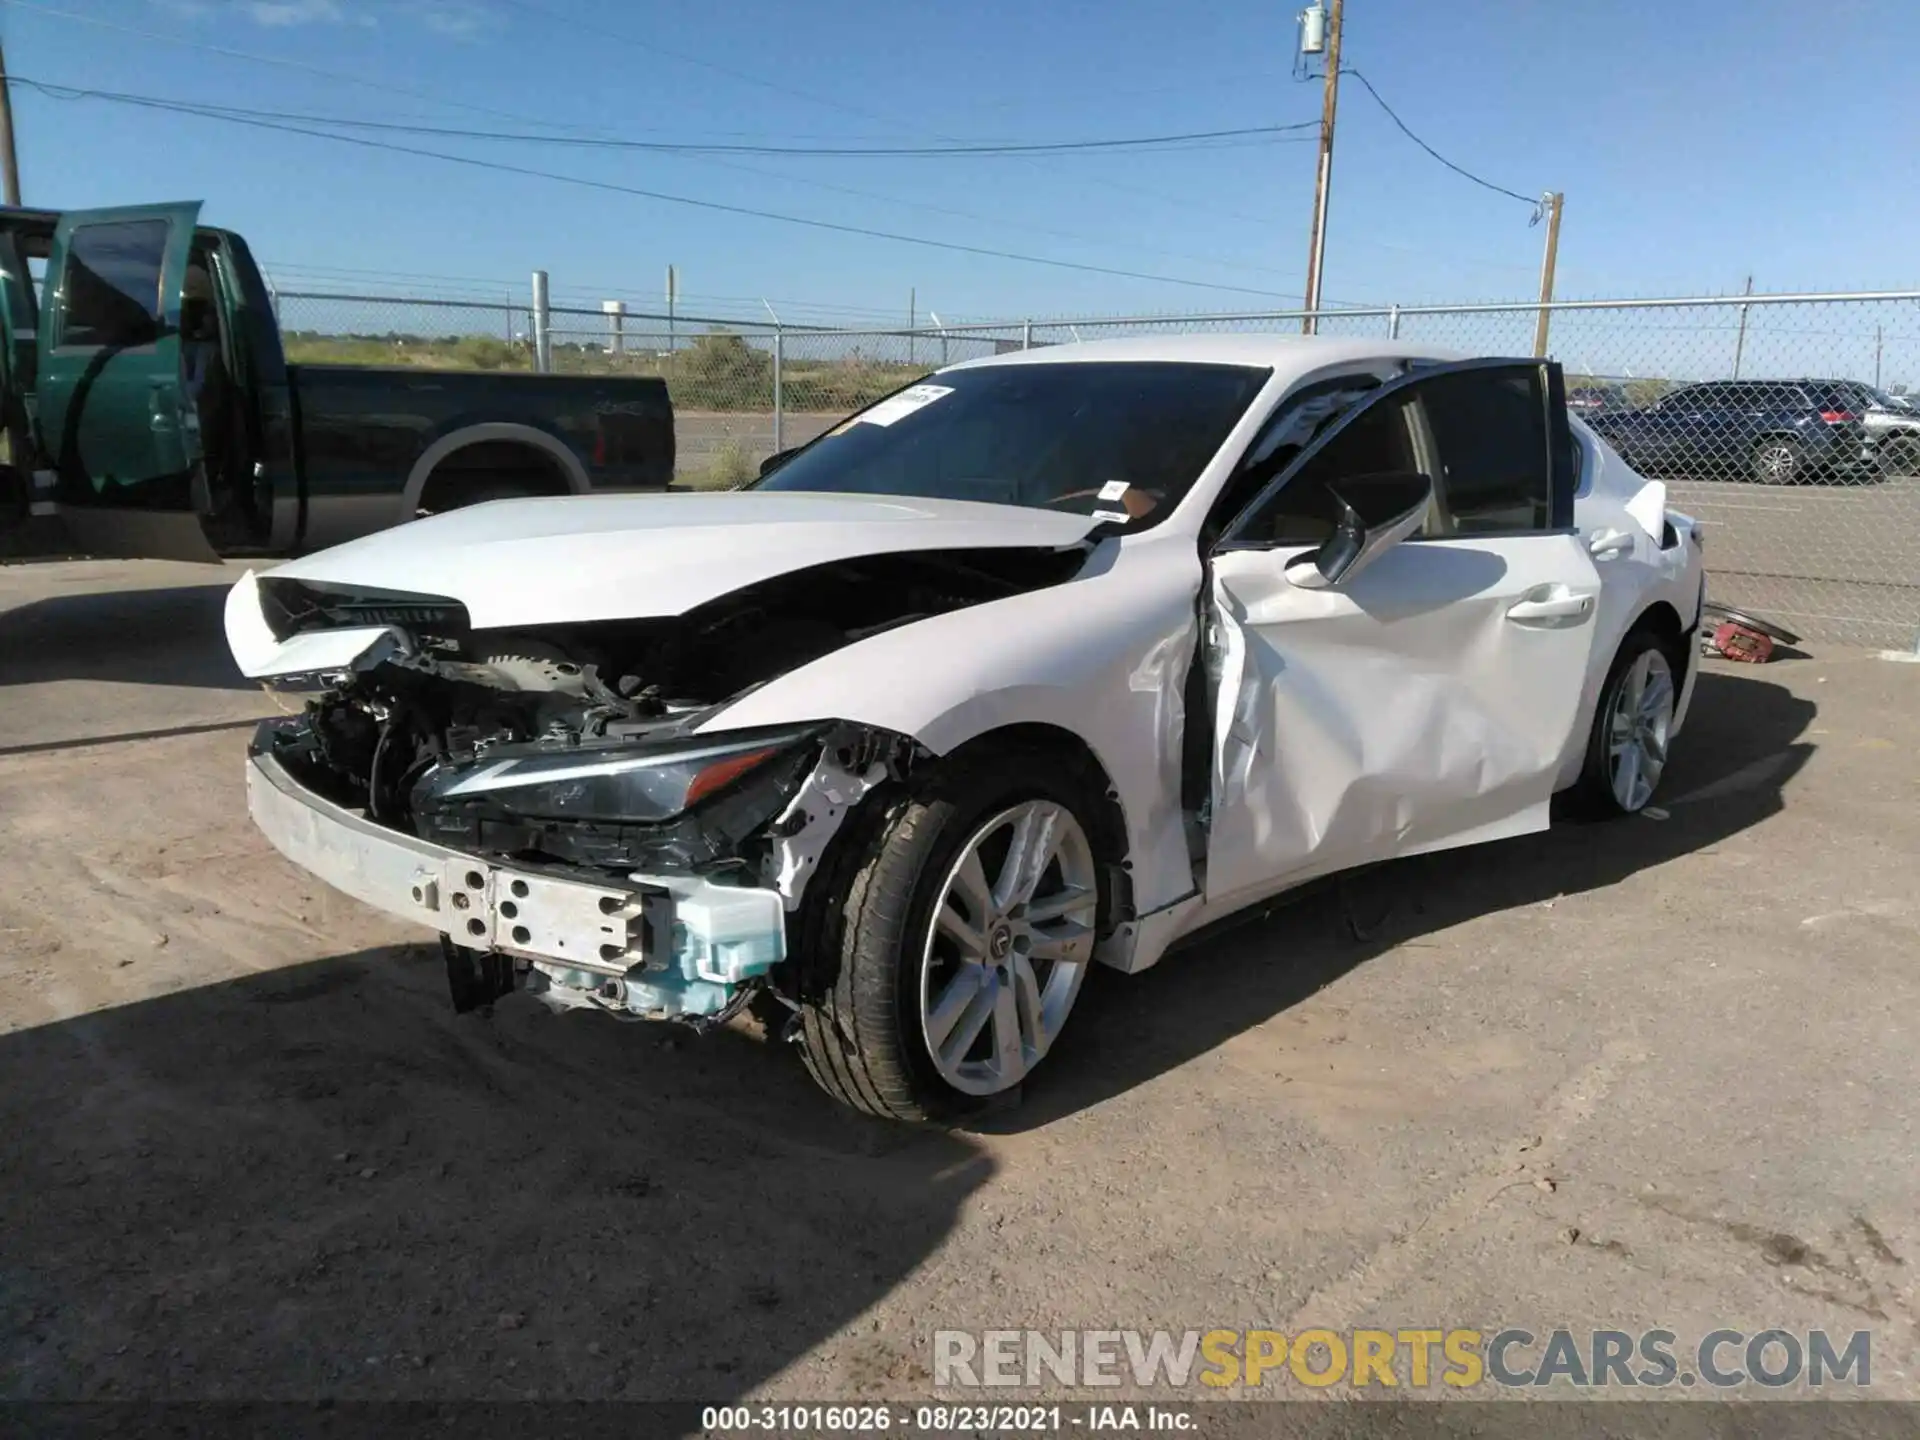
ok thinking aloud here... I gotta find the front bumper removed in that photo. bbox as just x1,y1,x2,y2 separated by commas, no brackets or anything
246,748,787,1018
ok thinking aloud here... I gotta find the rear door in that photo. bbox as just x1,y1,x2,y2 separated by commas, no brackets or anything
1203,359,1600,909
35,203,203,520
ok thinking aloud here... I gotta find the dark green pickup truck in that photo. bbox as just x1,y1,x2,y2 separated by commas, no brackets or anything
0,201,675,561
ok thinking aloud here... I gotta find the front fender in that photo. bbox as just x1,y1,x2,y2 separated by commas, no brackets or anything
694,535,1205,914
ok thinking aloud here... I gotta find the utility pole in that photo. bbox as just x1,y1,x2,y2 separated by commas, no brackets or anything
666,264,678,355
1300,0,1343,334
1731,274,1753,379
1530,191,1564,358
0,41,22,206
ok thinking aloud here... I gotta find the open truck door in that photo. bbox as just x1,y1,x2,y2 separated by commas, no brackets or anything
34,201,219,561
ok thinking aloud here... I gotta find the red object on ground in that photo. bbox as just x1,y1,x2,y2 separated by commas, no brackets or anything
1712,619,1774,663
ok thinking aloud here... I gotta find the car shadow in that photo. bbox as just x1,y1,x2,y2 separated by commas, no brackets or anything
992,665,1817,1131
0,582,250,692
0,943,987,1401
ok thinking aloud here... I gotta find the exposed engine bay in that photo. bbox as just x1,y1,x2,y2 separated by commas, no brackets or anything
248,546,1086,1024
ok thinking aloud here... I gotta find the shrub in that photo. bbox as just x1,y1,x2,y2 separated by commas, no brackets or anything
680,439,758,491
665,330,773,410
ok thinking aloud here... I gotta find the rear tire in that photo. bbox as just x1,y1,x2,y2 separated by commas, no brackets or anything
1751,437,1801,485
1569,627,1680,819
796,749,1107,1122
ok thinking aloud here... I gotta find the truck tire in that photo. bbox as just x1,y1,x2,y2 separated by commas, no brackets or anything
796,749,1108,1122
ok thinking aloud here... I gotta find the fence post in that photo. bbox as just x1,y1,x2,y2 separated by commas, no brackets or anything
530,270,551,374
1387,304,1401,340
772,326,784,454
1022,319,1033,351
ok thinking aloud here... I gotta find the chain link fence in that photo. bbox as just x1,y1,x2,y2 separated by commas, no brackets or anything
275,288,1920,649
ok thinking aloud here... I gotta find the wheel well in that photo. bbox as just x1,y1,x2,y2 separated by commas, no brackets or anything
940,723,1134,914
1631,599,1691,682
415,439,573,512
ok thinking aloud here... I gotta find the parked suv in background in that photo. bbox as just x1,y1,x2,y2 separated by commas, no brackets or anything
1860,384,1920,474
1586,379,1880,484
1566,383,1628,413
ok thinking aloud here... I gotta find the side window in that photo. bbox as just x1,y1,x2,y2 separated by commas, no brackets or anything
1204,374,1381,541
1232,391,1419,546
58,220,168,349
1414,365,1553,536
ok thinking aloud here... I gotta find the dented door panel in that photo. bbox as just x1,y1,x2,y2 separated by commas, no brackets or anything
1202,532,1600,909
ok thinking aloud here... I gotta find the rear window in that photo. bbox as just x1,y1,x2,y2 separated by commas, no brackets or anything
1812,382,1876,412
59,220,167,349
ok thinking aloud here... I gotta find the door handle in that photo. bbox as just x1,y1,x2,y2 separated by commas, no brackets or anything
1587,527,1634,561
1506,585,1594,625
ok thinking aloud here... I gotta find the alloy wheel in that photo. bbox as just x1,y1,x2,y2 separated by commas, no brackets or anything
919,800,1098,1095
1608,648,1675,812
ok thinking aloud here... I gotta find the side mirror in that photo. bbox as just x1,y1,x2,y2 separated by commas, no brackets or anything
758,447,798,478
1285,470,1433,590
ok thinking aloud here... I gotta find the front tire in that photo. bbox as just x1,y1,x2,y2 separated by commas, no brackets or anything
1570,628,1679,818
796,750,1105,1121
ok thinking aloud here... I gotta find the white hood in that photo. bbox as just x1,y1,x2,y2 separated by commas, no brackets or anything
258,490,1102,629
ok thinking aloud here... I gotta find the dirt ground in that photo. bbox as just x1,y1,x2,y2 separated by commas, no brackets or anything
1,557,1916,1410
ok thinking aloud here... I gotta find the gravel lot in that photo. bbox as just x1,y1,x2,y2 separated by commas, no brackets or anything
1,557,1916,1409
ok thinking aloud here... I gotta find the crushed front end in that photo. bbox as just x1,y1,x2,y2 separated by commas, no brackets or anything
236,567,934,1025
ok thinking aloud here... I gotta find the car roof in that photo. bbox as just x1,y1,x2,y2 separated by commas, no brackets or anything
938,332,1462,384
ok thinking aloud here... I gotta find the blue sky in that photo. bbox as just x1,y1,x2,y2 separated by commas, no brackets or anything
3,0,1916,324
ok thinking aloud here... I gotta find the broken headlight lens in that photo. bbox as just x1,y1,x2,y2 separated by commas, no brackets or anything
417,726,820,824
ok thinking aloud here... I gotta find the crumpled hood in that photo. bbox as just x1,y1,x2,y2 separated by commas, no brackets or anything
258,490,1103,629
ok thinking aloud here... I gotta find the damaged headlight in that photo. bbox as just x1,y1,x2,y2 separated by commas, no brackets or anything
416,726,822,824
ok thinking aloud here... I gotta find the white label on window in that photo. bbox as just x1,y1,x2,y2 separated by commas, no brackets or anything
1097,479,1131,501
855,383,954,427
1091,509,1130,524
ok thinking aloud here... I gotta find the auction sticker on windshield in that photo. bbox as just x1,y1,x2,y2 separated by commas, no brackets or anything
857,384,954,427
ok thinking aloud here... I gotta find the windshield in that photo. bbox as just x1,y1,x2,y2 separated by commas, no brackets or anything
754,360,1270,527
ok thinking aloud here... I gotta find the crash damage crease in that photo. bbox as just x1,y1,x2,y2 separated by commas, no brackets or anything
240,545,1094,1023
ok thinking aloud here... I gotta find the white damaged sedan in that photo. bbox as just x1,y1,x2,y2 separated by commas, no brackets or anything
227,337,1705,1119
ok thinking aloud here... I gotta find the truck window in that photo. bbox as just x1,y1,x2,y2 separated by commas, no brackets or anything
60,220,168,349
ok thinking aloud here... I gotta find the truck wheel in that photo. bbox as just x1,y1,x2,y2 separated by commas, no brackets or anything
797,750,1107,1122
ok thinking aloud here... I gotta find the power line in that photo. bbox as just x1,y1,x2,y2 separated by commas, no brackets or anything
19,80,1313,302
6,0,1326,288
16,75,1313,287
489,0,1313,249
13,85,1320,156
1340,67,1539,209
0,0,590,130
